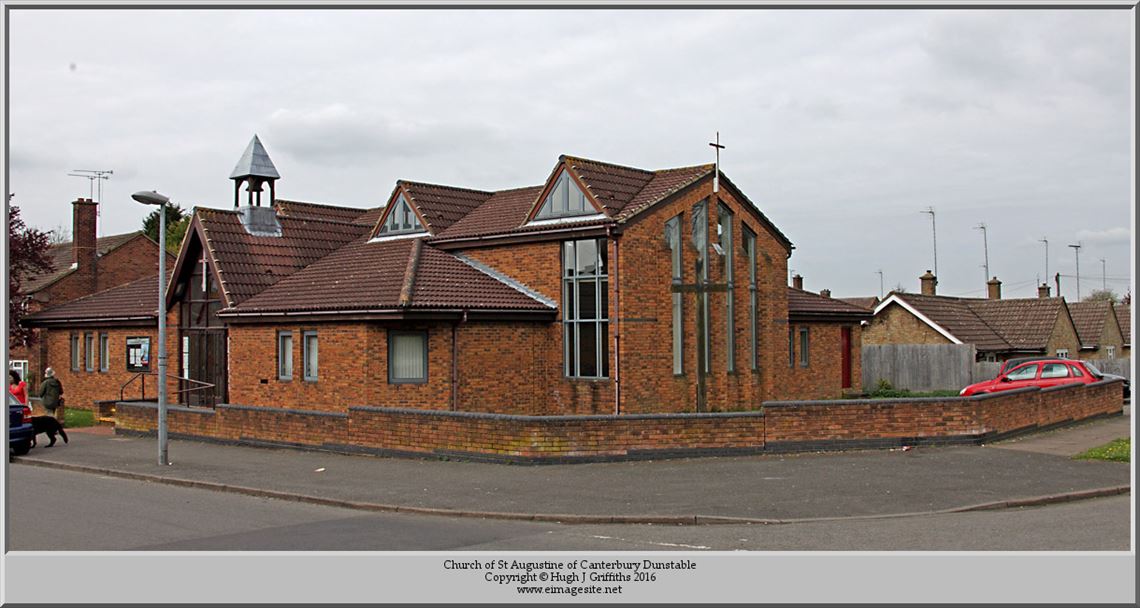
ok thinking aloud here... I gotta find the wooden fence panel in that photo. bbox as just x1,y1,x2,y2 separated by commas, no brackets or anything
861,344,977,392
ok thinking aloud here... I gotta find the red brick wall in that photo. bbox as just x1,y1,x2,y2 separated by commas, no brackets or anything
774,322,862,401
36,312,179,412
114,380,1123,462
462,242,615,415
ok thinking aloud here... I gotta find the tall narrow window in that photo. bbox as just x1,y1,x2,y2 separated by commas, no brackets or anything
665,214,683,375
70,334,80,371
182,336,190,380
744,226,758,370
690,200,710,374
302,331,318,381
562,239,609,378
799,327,810,367
378,194,425,235
535,171,593,220
788,326,795,368
718,204,735,372
98,333,109,372
389,331,428,383
84,333,95,372
277,331,293,380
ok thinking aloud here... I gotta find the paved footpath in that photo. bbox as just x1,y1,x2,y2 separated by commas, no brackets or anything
14,415,1131,524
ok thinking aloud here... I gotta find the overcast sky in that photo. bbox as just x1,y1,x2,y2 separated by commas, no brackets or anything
7,8,1133,300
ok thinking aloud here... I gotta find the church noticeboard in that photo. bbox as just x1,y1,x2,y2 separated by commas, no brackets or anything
126,337,151,372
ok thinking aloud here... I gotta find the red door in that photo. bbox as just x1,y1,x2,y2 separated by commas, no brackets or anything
841,327,852,389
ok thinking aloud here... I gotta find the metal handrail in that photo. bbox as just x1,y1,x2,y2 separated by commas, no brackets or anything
119,371,217,407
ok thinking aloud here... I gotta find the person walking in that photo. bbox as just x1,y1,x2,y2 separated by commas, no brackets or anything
9,370,28,405
39,367,65,424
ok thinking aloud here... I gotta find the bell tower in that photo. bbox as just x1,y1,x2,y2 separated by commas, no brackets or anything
229,134,280,208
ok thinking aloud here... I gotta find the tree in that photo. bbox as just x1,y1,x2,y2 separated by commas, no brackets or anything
1084,289,1119,303
47,223,70,244
142,203,189,254
9,205,55,348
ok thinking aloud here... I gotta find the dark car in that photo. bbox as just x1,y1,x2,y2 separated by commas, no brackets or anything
963,358,1129,398
9,391,34,456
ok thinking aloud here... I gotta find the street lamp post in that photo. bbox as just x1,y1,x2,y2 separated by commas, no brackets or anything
132,190,171,466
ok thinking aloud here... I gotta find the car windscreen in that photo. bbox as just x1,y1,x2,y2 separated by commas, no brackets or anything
1081,361,1104,378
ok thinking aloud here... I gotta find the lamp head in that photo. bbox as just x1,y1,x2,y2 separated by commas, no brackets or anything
131,190,170,206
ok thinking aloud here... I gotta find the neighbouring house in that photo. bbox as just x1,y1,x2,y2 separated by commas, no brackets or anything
8,198,172,393
864,272,1082,362
838,295,880,312
24,135,868,420
1115,303,1131,358
1068,300,1127,360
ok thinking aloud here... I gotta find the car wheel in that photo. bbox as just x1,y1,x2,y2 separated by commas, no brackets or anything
10,440,31,456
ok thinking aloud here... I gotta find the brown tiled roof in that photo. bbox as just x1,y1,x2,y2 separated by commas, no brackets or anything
275,199,381,225
24,271,172,325
969,298,1067,351
788,287,873,321
196,208,370,307
1112,303,1130,346
612,164,715,221
399,181,493,234
225,237,554,315
1068,300,1113,348
1115,304,1131,346
888,293,1010,351
889,293,1070,353
22,232,149,294
431,185,546,240
563,156,657,216
839,296,880,311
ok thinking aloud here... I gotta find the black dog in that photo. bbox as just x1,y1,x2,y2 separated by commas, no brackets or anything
30,416,68,448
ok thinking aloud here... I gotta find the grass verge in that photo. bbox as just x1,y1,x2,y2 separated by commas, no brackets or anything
64,409,96,428
1075,438,1131,463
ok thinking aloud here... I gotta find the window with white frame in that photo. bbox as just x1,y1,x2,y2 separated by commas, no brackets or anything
535,171,593,220
691,200,710,375
302,331,319,381
99,333,109,372
71,334,80,371
378,195,424,235
563,239,609,378
1107,345,1116,359
1055,348,1070,359
389,331,428,383
717,204,735,372
665,214,683,375
84,333,95,372
799,327,810,367
277,331,293,380
743,225,758,370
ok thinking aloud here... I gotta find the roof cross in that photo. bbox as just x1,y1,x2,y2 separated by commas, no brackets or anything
708,132,725,193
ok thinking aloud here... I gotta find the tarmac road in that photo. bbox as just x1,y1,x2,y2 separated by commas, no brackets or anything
8,466,1130,551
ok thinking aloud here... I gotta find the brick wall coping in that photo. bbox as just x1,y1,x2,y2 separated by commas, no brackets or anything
764,386,1038,407
347,405,766,422
118,401,216,415
219,403,350,419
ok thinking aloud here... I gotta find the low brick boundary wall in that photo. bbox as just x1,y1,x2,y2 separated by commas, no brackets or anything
114,379,1124,463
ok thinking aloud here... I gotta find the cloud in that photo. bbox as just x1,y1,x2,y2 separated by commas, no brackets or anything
1075,228,1131,245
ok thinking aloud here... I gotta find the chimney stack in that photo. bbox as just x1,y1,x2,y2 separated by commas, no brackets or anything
920,270,937,296
72,198,98,294
820,289,831,299
1038,283,1051,298
792,274,803,290
987,277,1002,300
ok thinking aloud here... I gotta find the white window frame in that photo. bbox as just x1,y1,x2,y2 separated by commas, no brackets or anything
98,333,109,372
277,331,294,381
389,330,428,384
562,239,610,379
84,332,95,372
302,330,318,382
1055,348,1070,359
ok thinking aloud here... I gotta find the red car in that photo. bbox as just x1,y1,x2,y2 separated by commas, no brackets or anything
960,359,1102,396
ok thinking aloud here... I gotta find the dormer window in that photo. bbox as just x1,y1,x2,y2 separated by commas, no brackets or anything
379,195,425,235
535,172,594,220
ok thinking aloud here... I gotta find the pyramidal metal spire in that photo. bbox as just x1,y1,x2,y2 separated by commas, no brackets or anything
230,134,280,180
